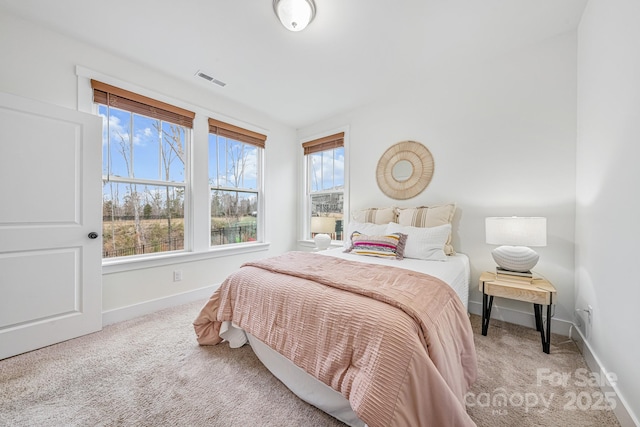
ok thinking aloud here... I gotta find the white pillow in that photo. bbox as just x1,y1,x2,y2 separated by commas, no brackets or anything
343,221,389,247
385,222,450,261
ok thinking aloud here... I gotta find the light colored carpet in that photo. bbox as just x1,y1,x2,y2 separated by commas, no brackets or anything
0,300,621,426
467,315,620,426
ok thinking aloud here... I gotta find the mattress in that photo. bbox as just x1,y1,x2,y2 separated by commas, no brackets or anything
234,249,471,427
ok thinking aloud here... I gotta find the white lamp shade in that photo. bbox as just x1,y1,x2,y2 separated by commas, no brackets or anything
273,0,316,32
485,217,547,247
311,216,336,234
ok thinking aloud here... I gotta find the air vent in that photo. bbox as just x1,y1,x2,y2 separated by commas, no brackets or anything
195,70,226,87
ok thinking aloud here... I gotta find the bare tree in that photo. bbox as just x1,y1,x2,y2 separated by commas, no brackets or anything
103,183,119,253
225,141,248,222
153,121,185,249
102,128,144,256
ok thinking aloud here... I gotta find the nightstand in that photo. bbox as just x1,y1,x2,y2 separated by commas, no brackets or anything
479,271,557,354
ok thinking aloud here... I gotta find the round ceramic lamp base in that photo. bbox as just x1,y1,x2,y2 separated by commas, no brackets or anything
313,233,331,250
491,245,539,273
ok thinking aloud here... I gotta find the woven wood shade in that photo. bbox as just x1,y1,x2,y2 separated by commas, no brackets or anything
208,118,266,148
376,141,434,200
302,132,344,155
91,80,195,128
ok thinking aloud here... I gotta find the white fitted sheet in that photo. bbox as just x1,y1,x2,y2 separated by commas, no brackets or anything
247,333,367,427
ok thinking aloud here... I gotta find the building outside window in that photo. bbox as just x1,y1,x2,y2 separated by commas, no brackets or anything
303,132,345,241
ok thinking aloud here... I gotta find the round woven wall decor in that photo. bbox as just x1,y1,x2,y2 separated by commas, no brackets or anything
376,141,434,200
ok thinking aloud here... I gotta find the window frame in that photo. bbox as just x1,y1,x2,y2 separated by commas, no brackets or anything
94,81,193,261
300,128,349,245
77,67,270,274
208,119,265,248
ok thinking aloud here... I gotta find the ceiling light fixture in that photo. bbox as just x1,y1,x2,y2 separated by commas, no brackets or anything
273,0,316,32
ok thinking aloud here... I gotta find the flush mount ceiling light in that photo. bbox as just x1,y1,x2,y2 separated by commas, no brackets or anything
273,0,316,32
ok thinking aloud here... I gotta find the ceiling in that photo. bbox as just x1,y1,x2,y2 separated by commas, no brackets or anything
0,0,588,128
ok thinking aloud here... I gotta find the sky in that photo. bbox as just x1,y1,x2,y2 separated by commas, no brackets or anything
100,106,185,182
100,105,260,208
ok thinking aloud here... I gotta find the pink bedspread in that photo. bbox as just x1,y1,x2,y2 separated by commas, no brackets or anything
194,252,477,426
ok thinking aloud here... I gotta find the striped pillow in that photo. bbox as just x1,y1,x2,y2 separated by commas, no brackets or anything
345,232,407,259
351,207,397,224
396,204,456,255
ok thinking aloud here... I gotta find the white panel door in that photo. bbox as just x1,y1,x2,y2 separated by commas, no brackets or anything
0,92,102,360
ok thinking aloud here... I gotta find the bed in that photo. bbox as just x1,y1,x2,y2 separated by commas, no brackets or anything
193,241,477,426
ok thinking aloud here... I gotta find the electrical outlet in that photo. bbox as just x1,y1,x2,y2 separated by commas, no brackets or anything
173,270,182,282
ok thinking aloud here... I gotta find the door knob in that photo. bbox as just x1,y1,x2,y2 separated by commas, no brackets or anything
88,232,99,239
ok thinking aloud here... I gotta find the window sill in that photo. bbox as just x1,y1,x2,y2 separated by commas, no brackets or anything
297,240,344,250
102,242,271,274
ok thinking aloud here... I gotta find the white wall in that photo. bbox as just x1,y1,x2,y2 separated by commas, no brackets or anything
0,12,298,314
3,3,637,422
576,0,640,423
300,32,578,330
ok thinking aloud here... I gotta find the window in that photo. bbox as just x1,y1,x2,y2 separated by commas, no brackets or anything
92,80,195,259
303,132,345,241
208,118,265,247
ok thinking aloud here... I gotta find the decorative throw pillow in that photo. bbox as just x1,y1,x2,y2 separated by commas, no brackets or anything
395,204,456,255
351,207,397,225
386,222,450,261
343,221,389,248
345,232,407,259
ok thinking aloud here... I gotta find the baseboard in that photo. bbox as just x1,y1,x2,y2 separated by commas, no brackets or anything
468,300,574,336
572,327,639,427
102,284,219,327
468,300,639,427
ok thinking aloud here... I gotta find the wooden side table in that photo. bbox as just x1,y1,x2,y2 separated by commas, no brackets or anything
479,271,557,354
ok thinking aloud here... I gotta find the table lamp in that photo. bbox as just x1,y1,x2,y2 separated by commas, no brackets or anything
311,217,335,250
485,217,547,274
